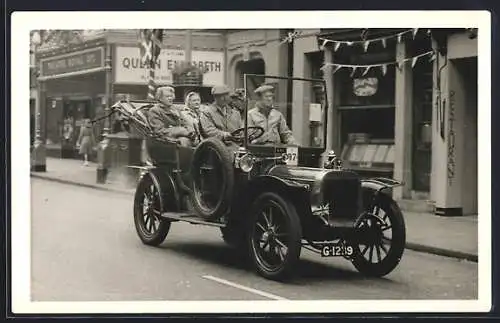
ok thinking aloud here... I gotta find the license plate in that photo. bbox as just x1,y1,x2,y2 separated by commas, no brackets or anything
320,242,355,257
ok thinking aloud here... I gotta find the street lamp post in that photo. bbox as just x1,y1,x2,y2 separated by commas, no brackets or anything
31,31,47,172
96,44,112,183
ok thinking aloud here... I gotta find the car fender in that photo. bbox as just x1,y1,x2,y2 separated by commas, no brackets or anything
361,177,402,194
244,175,311,217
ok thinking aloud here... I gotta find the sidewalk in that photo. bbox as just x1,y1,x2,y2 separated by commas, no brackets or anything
31,157,478,262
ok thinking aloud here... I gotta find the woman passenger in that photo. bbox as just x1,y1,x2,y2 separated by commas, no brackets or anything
180,91,203,145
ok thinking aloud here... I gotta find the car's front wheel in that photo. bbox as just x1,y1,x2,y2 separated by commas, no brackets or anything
247,192,302,281
351,193,406,277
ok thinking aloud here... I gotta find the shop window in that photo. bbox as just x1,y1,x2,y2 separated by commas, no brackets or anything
338,66,395,107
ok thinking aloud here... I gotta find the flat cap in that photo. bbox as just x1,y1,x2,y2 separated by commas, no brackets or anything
254,84,275,94
211,85,231,96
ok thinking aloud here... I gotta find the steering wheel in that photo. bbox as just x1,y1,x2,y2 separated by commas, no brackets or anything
230,126,265,143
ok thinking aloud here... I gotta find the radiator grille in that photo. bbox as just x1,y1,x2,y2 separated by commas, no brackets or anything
322,174,361,222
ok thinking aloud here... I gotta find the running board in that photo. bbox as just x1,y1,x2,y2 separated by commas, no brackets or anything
160,212,226,228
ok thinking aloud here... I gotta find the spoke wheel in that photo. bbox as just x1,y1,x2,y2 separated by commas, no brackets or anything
351,193,406,277
247,192,302,281
133,173,171,246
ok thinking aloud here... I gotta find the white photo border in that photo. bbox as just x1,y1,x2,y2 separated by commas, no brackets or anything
11,10,492,314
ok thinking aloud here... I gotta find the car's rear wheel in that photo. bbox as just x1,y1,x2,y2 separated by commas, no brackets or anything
247,192,302,281
133,173,171,246
351,193,406,277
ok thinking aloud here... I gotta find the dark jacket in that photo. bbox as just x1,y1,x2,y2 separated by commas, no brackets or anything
148,103,190,140
199,103,243,141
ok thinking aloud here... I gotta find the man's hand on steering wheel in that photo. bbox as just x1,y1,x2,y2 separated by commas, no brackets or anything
229,126,265,143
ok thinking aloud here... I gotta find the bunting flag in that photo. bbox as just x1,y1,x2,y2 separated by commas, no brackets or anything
412,28,419,39
320,38,329,50
350,66,358,77
362,66,371,76
411,56,419,68
321,50,435,77
363,41,370,52
318,28,432,52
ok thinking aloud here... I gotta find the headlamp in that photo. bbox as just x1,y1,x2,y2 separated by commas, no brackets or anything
238,153,255,173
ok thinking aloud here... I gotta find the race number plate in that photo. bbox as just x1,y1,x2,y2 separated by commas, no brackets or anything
282,147,298,166
320,242,354,258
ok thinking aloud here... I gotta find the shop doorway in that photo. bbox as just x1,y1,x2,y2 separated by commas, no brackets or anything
456,57,478,215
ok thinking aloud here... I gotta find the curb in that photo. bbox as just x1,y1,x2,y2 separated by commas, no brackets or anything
405,242,477,263
31,174,479,263
30,173,134,196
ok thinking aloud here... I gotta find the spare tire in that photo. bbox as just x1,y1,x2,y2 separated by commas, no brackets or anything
189,137,235,220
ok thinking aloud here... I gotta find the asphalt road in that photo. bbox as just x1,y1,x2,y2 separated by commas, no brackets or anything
31,179,478,301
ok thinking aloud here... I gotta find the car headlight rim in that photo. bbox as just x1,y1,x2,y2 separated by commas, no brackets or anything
239,153,254,172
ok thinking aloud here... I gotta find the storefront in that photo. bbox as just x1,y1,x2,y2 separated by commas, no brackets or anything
37,39,108,158
291,29,439,200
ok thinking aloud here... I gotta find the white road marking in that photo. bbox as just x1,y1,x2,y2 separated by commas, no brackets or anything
202,275,288,300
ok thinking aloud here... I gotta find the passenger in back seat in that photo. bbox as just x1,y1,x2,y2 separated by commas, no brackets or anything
148,86,195,147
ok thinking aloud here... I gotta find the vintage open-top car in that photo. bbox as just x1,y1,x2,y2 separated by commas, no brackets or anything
110,74,406,281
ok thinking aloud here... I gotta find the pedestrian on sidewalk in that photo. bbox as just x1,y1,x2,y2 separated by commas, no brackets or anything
76,118,96,166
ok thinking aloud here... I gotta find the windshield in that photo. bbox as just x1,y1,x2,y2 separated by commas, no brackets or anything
244,74,327,150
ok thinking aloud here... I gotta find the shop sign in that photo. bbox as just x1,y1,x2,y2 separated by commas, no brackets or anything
114,46,224,86
40,47,104,77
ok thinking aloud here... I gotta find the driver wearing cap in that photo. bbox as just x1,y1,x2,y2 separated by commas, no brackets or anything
247,84,297,146
199,85,243,143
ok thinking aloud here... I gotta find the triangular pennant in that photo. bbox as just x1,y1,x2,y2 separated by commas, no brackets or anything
396,60,404,71
350,66,357,77
397,33,402,43
427,29,432,35
363,40,370,52
411,56,419,68
429,52,437,62
381,38,387,48
334,41,341,51
346,41,354,46
320,38,329,50
362,66,371,76
381,64,388,76
332,65,342,75
412,28,419,39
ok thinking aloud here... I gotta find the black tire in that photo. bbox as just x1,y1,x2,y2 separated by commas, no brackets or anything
247,192,302,281
189,137,235,221
351,193,406,277
133,173,171,246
